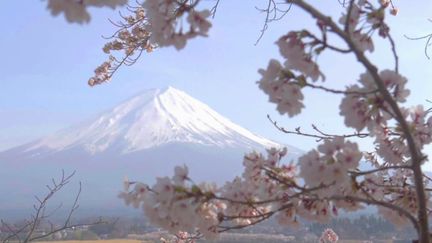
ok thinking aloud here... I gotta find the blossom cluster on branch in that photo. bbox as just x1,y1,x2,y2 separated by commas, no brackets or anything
87,0,212,86
46,0,127,23
88,5,154,86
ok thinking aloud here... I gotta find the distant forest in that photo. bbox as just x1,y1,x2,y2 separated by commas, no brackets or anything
230,214,417,241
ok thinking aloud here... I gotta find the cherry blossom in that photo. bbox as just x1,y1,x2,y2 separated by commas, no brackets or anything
88,58,114,86
299,137,362,197
276,32,323,81
47,0,127,24
143,0,211,50
319,228,339,243
351,31,374,52
340,69,409,132
258,59,305,117
407,106,432,149
338,3,361,32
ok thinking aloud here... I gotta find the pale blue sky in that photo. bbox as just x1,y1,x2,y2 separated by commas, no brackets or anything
1,1,432,168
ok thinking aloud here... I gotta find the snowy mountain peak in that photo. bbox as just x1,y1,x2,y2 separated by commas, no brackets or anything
23,87,282,155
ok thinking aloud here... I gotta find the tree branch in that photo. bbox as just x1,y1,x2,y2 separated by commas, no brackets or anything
286,1,428,241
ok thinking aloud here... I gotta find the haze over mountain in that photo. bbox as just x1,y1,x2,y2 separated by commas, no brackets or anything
0,87,303,216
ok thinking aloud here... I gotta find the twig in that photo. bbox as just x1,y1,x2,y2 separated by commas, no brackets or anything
268,115,370,142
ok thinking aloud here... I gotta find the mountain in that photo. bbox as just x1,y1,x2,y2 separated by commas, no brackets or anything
0,87,303,215
7,86,282,157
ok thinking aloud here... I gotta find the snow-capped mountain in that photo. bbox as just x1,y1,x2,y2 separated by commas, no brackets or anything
0,87,302,213
13,86,282,157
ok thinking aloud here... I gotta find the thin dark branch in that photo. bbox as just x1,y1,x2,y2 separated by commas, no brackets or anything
210,0,221,18
387,33,399,73
255,0,274,45
268,115,370,142
344,0,355,33
404,33,432,59
1,171,106,243
255,0,292,45
349,165,411,176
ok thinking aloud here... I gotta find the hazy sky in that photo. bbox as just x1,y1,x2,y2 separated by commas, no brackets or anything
1,1,432,168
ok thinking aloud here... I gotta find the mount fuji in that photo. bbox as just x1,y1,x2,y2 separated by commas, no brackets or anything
0,87,303,214
8,86,283,156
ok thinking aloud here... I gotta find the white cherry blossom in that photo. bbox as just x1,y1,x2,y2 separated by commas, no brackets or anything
277,32,323,81
258,59,305,117
47,0,127,23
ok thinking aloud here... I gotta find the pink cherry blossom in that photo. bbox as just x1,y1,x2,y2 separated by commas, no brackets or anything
319,228,339,243
277,32,323,81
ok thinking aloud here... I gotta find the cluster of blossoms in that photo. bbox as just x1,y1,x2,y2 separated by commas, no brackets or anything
380,0,399,16
299,137,362,197
319,228,339,243
89,6,155,86
406,106,432,150
339,69,410,132
378,186,418,226
258,29,329,117
253,0,431,239
339,68,432,168
101,7,154,56
88,0,212,86
360,151,430,228
276,32,324,82
119,165,223,239
143,0,212,50
258,59,305,117
47,0,127,23
339,0,374,52
88,58,114,87
160,231,196,243
374,105,432,166
339,0,395,51
119,141,412,239
118,148,297,237
263,0,430,181
258,0,403,119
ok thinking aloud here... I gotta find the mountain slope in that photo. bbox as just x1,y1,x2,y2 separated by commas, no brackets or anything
10,87,285,158
0,87,303,212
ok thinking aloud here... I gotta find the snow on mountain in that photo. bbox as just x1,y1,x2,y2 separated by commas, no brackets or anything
20,86,283,156
0,87,303,212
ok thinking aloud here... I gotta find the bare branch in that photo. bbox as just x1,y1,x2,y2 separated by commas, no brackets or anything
268,115,369,142
387,32,399,73
255,0,292,45
210,0,221,18
349,165,411,177
1,171,106,243
404,33,432,59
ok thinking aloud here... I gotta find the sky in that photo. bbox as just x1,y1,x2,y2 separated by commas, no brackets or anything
1,1,432,168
